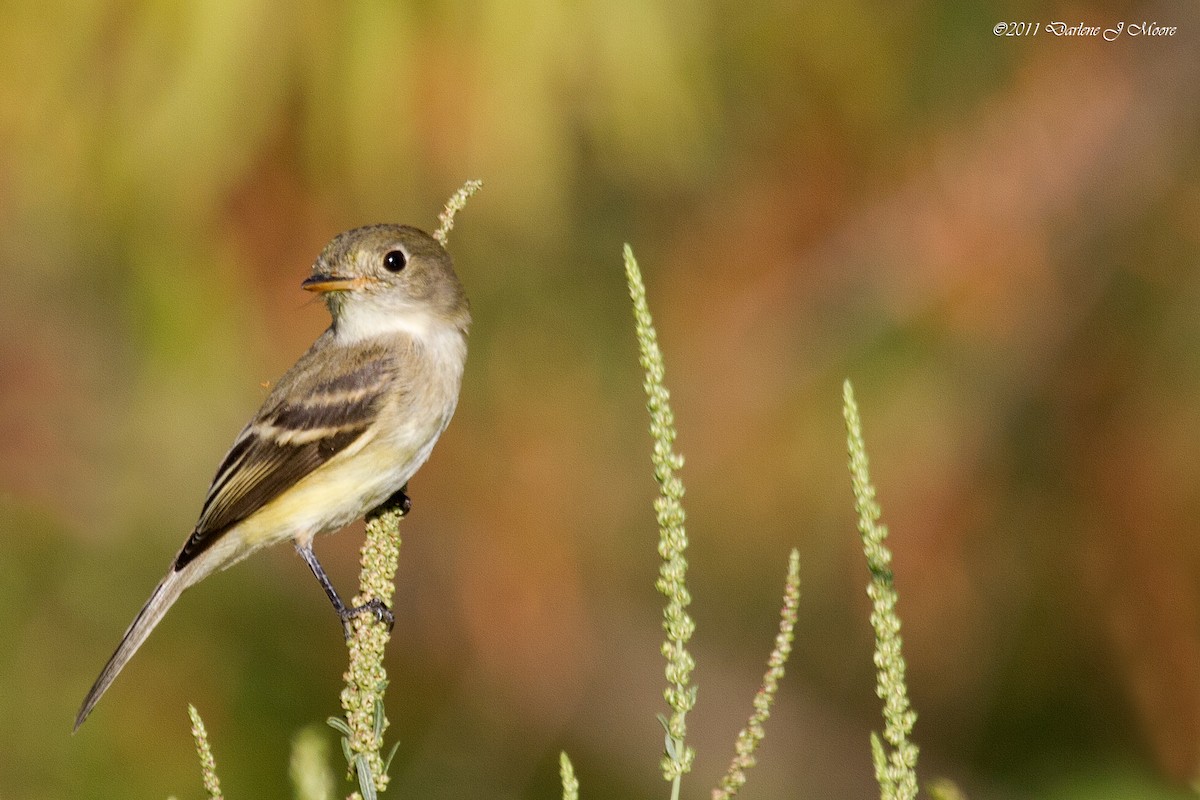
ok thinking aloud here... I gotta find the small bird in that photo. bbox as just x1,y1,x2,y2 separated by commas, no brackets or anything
75,224,470,730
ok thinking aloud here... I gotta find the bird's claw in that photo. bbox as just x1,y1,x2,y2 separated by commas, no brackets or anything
339,598,396,639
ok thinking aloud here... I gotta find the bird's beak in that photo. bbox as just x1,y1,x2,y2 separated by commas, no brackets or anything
302,274,370,293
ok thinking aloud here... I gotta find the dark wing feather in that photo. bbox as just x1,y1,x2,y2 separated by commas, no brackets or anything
174,350,394,569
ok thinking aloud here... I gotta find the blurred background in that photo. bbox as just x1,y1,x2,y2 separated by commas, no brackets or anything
1,0,1199,797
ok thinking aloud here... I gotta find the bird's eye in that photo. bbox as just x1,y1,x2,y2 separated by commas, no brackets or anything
383,250,408,272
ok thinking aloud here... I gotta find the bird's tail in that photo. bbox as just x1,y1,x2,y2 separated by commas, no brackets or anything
74,565,194,731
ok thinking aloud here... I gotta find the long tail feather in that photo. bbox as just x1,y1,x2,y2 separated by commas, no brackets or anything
74,566,191,731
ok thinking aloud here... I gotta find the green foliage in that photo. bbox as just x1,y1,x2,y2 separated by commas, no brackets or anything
187,704,223,800
182,234,931,800
337,496,407,799
623,243,697,792
186,494,404,800
290,727,336,800
620,245,801,800
559,752,580,800
433,180,483,245
844,379,920,799
713,549,801,800
928,777,967,800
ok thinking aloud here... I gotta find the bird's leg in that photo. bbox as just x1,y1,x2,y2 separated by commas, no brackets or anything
295,542,395,639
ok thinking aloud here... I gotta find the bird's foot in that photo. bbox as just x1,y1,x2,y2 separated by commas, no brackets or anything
387,486,412,516
338,598,396,639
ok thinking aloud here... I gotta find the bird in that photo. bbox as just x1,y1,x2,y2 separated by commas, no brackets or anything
75,223,470,730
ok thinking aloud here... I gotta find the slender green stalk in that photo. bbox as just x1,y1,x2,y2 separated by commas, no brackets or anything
624,244,697,790
560,752,580,800
291,727,336,800
433,179,483,244
712,549,801,800
843,379,919,800
338,496,406,797
927,778,967,800
188,704,224,800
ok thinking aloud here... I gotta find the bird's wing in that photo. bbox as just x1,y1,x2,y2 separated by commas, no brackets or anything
174,348,396,568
